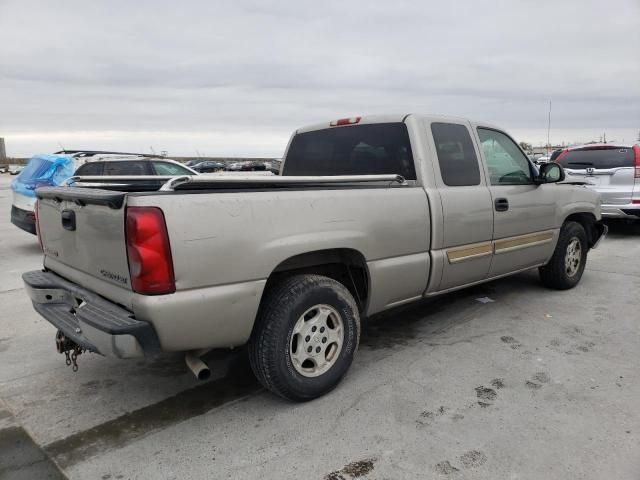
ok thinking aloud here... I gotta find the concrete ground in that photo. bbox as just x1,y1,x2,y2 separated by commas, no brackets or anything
0,173,638,480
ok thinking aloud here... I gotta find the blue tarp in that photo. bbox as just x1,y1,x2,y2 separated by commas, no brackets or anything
11,154,76,198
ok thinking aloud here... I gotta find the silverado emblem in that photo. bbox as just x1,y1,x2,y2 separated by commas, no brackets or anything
100,269,129,285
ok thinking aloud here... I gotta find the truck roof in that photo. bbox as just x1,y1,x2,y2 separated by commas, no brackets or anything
295,113,498,134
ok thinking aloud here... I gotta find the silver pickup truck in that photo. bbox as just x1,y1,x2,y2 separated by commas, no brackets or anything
24,114,606,401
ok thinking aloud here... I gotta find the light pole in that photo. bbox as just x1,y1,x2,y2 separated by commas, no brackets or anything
546,100,552,154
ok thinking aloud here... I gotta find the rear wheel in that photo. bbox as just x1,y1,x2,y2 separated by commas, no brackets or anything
539,221,588,290
248,274,360,401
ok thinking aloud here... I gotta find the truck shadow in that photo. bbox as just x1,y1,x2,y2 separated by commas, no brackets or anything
360,270,541,350
45,350,261,469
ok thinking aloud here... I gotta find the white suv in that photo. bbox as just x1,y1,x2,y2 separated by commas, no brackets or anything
558,144,640,219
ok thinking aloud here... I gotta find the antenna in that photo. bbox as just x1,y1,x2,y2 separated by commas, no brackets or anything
149,146,156,155
546,100,551,154
58,142,66,151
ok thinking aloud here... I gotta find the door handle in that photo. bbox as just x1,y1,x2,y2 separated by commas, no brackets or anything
494,198,509,212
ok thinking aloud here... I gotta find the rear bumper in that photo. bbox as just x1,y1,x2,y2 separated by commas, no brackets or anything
23,270,161,358
601,204,640,219
10,205,36,235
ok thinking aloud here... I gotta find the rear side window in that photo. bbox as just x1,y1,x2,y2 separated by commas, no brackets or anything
152,162,192,175
283,123,416,179
558,147,634,169
75,162,102,175
431,123,480,186
103,161,148,175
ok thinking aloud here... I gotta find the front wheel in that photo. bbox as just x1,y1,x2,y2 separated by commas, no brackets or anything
539,221,588,290
248,274,360,401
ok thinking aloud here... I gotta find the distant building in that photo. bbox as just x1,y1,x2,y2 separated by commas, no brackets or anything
0,138,6,161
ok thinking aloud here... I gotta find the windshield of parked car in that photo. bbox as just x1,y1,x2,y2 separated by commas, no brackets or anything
283,123,416,179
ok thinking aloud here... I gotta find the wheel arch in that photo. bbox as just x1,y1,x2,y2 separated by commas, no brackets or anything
563,212,600,247
265,248,370,313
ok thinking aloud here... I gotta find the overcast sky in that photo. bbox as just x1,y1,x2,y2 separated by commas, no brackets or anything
1,0,639,157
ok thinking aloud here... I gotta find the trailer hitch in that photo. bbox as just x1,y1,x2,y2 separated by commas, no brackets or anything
55,331,85,372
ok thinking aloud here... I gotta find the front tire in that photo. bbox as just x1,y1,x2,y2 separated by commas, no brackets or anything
248,274,360,401
539,221,588,290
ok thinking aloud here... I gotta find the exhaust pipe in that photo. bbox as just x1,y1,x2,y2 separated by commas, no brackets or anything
185,352,211,381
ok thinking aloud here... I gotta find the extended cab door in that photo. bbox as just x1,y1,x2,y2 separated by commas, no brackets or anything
428,122,494,290
474,127,558,277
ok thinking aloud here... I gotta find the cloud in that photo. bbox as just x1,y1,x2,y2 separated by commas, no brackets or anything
1,0,639,156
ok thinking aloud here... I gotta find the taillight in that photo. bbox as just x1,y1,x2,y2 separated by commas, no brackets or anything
126,207,175,295
330,116,361,127
34,200,43,251
633,145,640,178
554,148,569,163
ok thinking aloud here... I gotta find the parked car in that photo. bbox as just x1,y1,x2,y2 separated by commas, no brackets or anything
227,162,243,171
190,160,226,173
11,151,195,235
557,143,640,219
25,114,605,401
0,165,8,174
534,154,551,165
246,161,267,171
11,154,76,234
9,165,23,175
269,159,282,175
74,156,197,176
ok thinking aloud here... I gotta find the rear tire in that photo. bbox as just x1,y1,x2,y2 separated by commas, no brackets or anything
248,274,360,401
539,221,588,290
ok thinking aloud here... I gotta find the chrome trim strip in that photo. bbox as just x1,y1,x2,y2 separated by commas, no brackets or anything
493,230,554,255
446,242,493,264
446,230,555,263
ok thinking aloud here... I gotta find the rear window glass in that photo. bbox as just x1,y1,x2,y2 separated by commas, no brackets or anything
431,123,480,186
283,123,416,179
559,147,634,169
103,161,148,175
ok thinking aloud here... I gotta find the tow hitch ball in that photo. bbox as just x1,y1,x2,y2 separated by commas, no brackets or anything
55,331,85,372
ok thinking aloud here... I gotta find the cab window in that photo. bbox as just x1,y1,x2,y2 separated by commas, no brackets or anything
431,123,481,186
478,128,533,185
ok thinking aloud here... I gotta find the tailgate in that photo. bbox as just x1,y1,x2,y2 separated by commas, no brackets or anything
36,187,132,291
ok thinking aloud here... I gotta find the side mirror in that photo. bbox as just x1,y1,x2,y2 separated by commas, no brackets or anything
536,162,565,184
